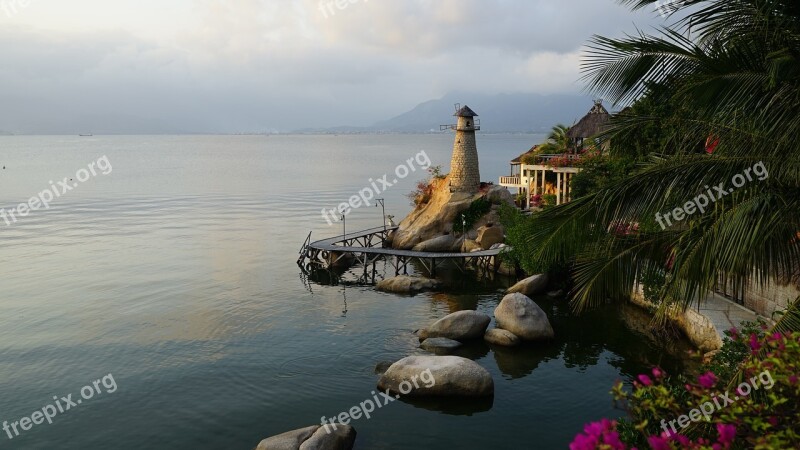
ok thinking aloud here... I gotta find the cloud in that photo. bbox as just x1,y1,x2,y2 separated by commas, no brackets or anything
0,0,666,133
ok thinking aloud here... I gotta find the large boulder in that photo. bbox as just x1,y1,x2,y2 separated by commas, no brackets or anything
377,355,494,397
376,276,440,294
300,425,356,450
257,426,319,450
485,185,515,205
484,328,520,347
476,224,505,250
412,234,458,252
494,293,554,341
506,274,549,297
425,310,491,341
420,337,462,355
256,424,356,450
461,239,482,253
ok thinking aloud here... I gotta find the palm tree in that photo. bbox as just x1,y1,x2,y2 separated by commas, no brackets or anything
539,124,572,154
510,0,800,328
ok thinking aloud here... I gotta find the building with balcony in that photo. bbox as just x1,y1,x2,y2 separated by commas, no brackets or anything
499,150,582,209
499,101,611,209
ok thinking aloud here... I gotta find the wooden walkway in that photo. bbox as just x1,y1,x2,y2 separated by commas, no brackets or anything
298,226,510,277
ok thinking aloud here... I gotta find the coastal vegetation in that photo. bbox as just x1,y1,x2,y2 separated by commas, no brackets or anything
498,0,800,447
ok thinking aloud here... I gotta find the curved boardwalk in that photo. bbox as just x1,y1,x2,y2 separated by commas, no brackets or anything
298,225,509,277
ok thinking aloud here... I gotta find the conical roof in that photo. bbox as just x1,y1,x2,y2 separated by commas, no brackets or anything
454,105,479,117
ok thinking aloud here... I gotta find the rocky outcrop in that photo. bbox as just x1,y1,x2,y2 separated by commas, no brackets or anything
506,274,549,297
483,328,520,347
376,276,440,294
392,176,512,250
424,310,491,341
420,337,463,355
411,234,458,252
476,224,504,250
494,293,554,341
256,425,356,450
377,355,494,397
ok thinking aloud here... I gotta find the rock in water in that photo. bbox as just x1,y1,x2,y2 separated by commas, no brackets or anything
506,274,549,297
494,293,554,341
425,310,491,341
256,426,320,450
376,276,440,294
299,425,356,450
374,361,394,375
377,355,494,397
476,224,505,250
256,424,356,450
420,337,463,354
484,328,520,347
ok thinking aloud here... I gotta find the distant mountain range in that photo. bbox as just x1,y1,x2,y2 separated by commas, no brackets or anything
296,92,599,134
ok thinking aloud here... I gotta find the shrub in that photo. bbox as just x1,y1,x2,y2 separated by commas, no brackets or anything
453,198,491,233
407,180,434,206
571,331,800,449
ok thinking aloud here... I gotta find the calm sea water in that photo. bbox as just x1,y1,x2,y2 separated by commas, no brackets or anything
0,135,693,449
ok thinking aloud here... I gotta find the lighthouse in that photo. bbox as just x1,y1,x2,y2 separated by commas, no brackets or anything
442,104,481,194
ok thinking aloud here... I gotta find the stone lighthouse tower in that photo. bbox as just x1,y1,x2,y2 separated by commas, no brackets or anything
443,104,481,194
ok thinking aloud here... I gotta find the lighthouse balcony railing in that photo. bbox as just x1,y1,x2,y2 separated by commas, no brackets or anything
439,119,481,132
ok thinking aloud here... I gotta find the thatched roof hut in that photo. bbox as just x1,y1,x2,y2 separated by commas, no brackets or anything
511,145,539,165
567,100,610,141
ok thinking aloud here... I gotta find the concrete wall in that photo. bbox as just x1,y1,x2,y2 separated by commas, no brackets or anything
742,279,799,319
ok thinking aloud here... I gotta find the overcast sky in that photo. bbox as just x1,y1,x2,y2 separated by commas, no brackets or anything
0,0,667,133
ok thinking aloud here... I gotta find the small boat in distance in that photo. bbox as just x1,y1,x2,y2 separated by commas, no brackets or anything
79,134,93,137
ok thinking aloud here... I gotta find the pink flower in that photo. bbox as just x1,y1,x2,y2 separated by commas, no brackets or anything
768,416,779,426
569,433,598,450
571,420,623,450
749,334,762,352
652,367,665,379
728,327,739,338
698,371,718,389
716,424,736,444
671,434,690,446
604,431,626,450
647,435,671,450
638,374,653,386
789,375,798,385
